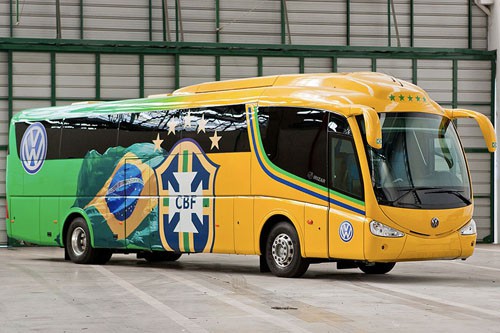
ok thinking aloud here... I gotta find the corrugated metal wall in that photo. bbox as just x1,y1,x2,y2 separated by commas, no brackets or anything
0,0,495,243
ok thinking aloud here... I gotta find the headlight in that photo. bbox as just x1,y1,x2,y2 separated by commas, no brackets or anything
370,220,404,238
460,219,477,235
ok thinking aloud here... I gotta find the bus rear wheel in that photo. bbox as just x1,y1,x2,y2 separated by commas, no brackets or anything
66,217,112,265
265,222,309,278
358,262,396,274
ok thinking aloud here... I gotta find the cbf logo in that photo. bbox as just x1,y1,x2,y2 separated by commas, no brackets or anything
20,122,48,175
339,221,354,242
155,139,219,253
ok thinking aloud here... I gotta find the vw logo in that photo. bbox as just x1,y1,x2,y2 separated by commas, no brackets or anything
339,221,354,242
431,217,440,228
20,122,47,175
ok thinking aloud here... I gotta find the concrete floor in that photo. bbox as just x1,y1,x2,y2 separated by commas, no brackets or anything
0,245,499,333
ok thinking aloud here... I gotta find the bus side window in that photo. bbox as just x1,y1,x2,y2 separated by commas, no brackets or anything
328,115,363,199
117,110,181,151
15,120,62,160
182,105,249,153
259,107,328,186
60,116,119,158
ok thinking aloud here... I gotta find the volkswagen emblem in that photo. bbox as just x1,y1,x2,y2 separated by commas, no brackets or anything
20,122,48,175
430,217,440,228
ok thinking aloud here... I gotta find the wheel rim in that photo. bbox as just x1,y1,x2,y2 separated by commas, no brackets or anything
271,233,294,268
71,226,87,256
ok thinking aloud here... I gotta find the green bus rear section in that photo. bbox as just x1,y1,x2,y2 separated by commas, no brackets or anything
7,153,81,246
7,133,167,250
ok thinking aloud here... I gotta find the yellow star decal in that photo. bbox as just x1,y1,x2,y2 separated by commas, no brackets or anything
209,131,222,150
197,115,208,133
184,111,194,129
152,133,163,151
167,120,177,135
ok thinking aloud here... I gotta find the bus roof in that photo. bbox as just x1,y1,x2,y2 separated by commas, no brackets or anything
13,72,444,122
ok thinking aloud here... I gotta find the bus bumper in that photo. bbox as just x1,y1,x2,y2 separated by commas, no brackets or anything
364,227,476,262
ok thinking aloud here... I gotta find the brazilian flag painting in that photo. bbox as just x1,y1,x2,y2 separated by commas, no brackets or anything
74,143,164,248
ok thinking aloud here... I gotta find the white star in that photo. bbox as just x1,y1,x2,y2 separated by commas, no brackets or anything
167,120,177,135
152,133,163,151
197,115,208,133
209,131,222,150
184,111,194,129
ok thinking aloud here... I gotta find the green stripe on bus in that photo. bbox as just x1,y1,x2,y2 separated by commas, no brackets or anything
183,233,190,252
182,150,188,172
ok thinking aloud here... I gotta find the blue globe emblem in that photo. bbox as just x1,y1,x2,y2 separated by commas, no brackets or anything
339,221,354,242
20,122,48,175
105,164,145,221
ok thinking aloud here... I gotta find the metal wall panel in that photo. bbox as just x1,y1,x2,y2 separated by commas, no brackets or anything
9,0,57,38
304,58,333,73
100,54,140,100
350,0,390,47
0,52,7,98
219,0,281,44
13,52,51,99
337,58,372,72
0,2,10,38
56,53,95,100
83,1,149,41
414,1,487,49
376,59,413,81
220,56,258,80
1,1,489,51
0,100,8,147
417,60,453,104
144,55,176,96
286,0,346,45
179,55,216,87
474,198,491,240
262,57,300,76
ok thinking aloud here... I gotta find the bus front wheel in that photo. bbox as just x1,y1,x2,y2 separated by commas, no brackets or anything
66,217,112,265
358,262,396,274
265,222,309,278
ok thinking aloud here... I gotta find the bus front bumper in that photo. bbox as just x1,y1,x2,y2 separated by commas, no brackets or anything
363,226,476,262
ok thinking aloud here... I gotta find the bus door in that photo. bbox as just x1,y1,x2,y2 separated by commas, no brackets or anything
122,157,157,250
327,116,365,259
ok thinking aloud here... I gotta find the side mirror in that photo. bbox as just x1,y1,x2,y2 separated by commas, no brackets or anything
444,108,497,153
349,106,382,149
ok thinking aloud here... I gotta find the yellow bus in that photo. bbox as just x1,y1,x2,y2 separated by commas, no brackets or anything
6,72,496,277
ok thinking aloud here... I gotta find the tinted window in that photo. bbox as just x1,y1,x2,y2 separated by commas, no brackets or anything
60,115,120,158
16,120,63,160
182,105,249,153
259,107,327,186
117,110,181,152
329,115,363,199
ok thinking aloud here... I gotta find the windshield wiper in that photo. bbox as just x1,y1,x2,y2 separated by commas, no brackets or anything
424,189,471,205
391,187,436,205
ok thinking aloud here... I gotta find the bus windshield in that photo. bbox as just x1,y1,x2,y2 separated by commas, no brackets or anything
360,112,471,209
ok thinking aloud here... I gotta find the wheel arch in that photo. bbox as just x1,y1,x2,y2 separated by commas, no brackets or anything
258,213,304,257
61,208,94,247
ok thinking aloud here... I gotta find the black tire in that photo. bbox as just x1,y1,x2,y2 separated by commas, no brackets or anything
358,262,396,274
265,222,309,278
141,251,182,262
65,217,111,265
